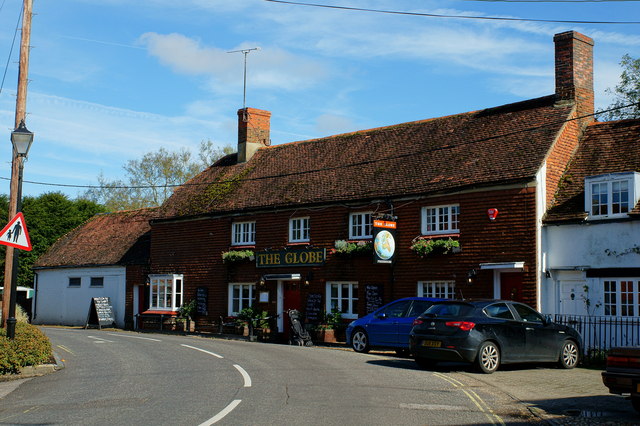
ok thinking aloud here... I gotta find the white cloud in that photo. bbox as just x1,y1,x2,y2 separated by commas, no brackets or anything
138,33,329,92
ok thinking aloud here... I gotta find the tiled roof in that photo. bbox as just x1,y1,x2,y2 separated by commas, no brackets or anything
33,208,157,268
159,96,574,219
544,119,640,223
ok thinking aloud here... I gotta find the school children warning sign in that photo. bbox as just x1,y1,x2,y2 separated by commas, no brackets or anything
0,212,32,251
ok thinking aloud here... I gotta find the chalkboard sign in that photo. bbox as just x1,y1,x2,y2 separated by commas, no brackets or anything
305,293,323,322
85,297,116,329
365,284,384,314
196,287,208,316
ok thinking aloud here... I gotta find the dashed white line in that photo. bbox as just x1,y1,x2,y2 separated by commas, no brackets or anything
233,364,252,387
199,399,242,426
87,336,114,343
181,344,224,359
107,333,162,342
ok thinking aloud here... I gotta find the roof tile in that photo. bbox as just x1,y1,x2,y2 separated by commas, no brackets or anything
34,208,157,268
160,96,573,218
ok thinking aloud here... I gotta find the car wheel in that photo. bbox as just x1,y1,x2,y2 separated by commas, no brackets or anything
415,356,437,369
351,329,370,353
476,341,500,374
558,340,579,369
632,396,640,413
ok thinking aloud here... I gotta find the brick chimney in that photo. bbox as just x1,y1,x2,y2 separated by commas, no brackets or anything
237,107,271,163
554,31,594,128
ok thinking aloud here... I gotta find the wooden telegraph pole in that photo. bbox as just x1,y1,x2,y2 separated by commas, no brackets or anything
2,0,33,329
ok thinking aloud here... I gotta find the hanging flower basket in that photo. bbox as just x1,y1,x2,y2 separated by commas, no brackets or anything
221,249,255,264
410,237,460,258
331,240,373,257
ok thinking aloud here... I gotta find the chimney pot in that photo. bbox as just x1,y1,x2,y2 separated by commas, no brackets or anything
237,107,271,163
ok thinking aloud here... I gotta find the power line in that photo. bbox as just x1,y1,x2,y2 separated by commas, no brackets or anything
4,101,638,192
463,0,640,2
263,0,640,24
0,4,23,96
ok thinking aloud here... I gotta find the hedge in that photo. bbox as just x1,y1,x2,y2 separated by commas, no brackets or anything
0,322,53,375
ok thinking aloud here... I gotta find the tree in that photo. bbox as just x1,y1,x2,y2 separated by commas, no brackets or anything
599,54,640,121
83,141,234,211
0,192,106,287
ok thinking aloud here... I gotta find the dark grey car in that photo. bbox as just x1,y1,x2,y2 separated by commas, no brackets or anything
409,300,582,373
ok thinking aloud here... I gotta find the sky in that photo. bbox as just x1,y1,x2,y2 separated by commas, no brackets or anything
0,0,638,199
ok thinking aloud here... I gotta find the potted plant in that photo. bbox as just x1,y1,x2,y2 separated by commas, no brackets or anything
236,306,269,341
315,308,344,343
178,299,197,332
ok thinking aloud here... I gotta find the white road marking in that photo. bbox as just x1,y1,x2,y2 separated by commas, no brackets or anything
107,333,162,342
181,344,224,359
198,399,242,425
400,403,468,411
233,364,252,387
87,336,114,343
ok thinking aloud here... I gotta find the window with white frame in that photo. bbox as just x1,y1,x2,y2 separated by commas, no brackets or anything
418,281,456,299
349,212,372,239
149,274,184,311
327,282,358,319
603,279,639,317
229,283,256,315
585,173,639,219
289,217,310,243
232,221,256,245
421,204,460,235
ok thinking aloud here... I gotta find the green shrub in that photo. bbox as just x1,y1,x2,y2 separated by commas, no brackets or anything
0,322,53,375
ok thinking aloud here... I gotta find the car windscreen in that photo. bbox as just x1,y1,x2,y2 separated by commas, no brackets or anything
406,300,435,317
423,303,473,318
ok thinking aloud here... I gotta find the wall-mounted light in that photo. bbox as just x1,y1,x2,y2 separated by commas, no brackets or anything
259,277,265,286
467,269,477,285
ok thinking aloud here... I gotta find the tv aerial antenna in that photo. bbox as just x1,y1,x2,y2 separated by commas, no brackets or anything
227,47,260,110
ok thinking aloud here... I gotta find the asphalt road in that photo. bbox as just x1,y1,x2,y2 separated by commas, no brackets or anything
0,327,540,425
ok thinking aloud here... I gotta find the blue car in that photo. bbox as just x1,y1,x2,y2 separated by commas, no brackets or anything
346,297,445,353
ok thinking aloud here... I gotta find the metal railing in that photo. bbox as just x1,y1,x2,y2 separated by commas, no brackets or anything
553,314,640,362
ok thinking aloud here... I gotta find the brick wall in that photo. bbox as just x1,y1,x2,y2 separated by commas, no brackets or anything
554,31,594,129
125,263,150,329
149,185,539,322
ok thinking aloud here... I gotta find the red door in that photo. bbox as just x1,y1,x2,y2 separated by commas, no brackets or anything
500,272,524,303
283,281,302,338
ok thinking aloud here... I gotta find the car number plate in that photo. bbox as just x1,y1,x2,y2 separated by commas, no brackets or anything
422,340,441,348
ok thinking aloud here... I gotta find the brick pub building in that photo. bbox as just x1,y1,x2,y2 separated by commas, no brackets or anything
140,31,596,336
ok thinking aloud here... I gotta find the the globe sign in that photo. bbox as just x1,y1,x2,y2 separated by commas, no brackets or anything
374,230,396,260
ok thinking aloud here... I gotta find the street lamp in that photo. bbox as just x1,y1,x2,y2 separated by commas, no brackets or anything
5,119,33,339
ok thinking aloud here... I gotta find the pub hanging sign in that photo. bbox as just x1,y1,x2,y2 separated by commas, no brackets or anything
256,248,326,268
373,218,397,264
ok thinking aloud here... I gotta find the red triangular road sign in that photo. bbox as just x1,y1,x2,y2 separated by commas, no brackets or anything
0,212,32,251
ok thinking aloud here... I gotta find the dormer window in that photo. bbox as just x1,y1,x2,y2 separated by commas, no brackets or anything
585,172,639,219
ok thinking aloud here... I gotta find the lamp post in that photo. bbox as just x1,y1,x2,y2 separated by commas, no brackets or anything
5,119,33,339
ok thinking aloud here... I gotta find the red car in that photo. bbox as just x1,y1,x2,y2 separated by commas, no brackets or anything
602,347,640,412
